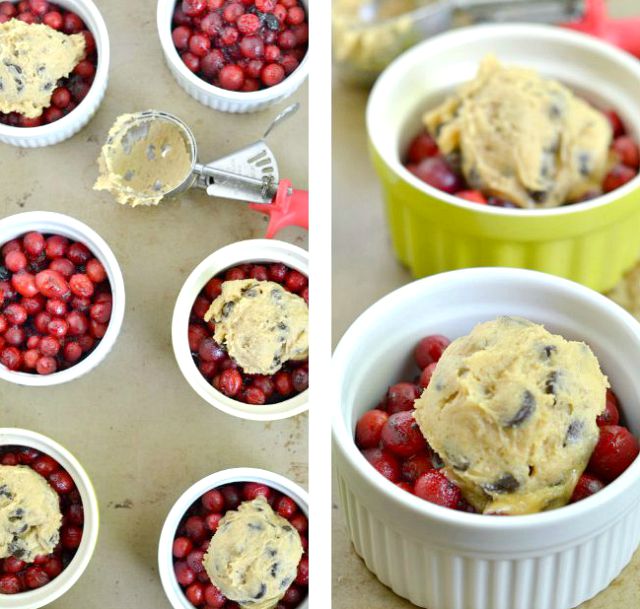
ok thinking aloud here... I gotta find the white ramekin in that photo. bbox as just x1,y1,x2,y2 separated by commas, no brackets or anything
156,0,309,113
333,268,640,609
0,211,125,387
172,238,308,421
158,467,309,609
0,427,100,609
0,0,110,148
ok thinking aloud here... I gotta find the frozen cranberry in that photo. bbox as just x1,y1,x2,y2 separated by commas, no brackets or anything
401,452,434,483
38,335,60,357
4,326,25,346
236,12,260,35
43,9,63,29
419,362,437,389
386,382,420,414
255,0,276,10
36,356,57,375
219,368,242,396
414,470,462,508
204,584,226,608
185,582,205,605
33,454,59,476
46,298,67,316
291,366,308,393
220,25,239,45
183,0,207,16
42,556,62,578
588,425,639,482
199,338,225,363
243,482,271,501
172,25,192,50
202,488,225,512
201,49,225,78
67,311,89,336
597,389,620,427
274,370,294,396
11,271,38,298
603,164,636,193
90,301,111,323
4,303,27,325
63,341,83,363
355,409,388,449
381,410,427,458
69,274,94,298
36,269,70,299
259,62,285,87
89,319,108,339
2,556,26,574
252,375,275,398
182,51,201,72
49,470,74,494
186,548,206,574
173,536,193,559
49,258,75,278
5,250,27,272
275,495,298,519
414,334,450,369
175,561,196,586
612,136,639,169
47,318,69,338
66,242,91,266
189,33,211,57
571,473,604,503
243,385,266,405
78,334,95,353
362,447,400,482
85,259,107,283
223,2,244,22
219,64,245,90
22,231,45,257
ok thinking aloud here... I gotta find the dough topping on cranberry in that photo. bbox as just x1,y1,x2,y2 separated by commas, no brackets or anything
0,465,62,563
204,279,308,376
202,496,303,609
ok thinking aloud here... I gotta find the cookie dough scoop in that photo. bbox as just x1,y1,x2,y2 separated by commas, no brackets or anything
203,497,303,609
414,317,609,515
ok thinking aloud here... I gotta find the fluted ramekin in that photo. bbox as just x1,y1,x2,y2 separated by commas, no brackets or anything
0,427,100,609
0,0,110,148
158,467,309,609
156,0,309,113
0,211,125,386
172,239,308,421
367,25,640,293
333,267,640,609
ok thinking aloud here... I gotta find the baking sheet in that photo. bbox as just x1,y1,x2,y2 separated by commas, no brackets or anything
0,1,309,606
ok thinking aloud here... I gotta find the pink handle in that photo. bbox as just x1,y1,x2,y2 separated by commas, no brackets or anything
249,180,309,239
561,0,640,58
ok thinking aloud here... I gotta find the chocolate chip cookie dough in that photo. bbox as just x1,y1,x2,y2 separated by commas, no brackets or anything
203,497,303,609
0,465,62,562
94,113,193,207
0,20,85,118
414,317,608,515
204,279,308,376
424,56,612,208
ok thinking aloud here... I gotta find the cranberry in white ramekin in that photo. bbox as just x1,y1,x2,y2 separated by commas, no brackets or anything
0,0,110,148
333,268,640,609
172,239,308,421
0,211,125,387
0,427,99,609
158,467,308,609
156,0,309,113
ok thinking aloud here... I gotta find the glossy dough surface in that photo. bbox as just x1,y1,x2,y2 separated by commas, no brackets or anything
413,317,608,514
424,56,612,208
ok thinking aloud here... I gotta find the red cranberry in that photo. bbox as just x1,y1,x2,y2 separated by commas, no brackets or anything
237,12,260,35
63,341,83,363
243,385,266,405
386,382,420,414
414,470,462,508
186,582,205,605
2,556,26,574
33,454,59,476
264,44,281,62
186,548,206,574
204,584,226,608
43,9,63,29
175,561,196,586
219,64,245,90
0,574,22,594
362,447,400,482
46,298,67,316
4,326,25,346
49,470,75,494
223,1,244,22
62,525,83,549
47,318,69,338
5,250,27,272
42,555,62,578
11,271,38,298
252,375,275,398
588,425,639,482
418,362,437,389
380,410,427,458
456,189,488,204
408,156,464,194
35,269,69,299
289,512,307,535
401,452,434,483
202,49,225,78
90,302,112,324
202,488,225,512
570,473,605,503
220,25,239,45
23,231,45,257
255,0,276,11
204,277,223,300
219,368,242,396
243,482,271,501
67,311,89,336
612,135,639,169
182,51,201,73
36,356,57,375
603,164,636,193
0,2,17,17
85,259,107,283
414,335,450,369
182,0,207,16
355,409,389,449
274,370,294,396
173,536,193,559
287,6,305,25
189,33,211,57
39,335,60,357
172,25,192,50
220,485,241,510
4,303,27,325
49,258,75,278
69,274,94,298
275,495,298,519
597,389,620,427
295,556,309,586
606,110,626,138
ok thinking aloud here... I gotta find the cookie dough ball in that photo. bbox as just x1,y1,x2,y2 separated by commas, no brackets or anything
0,465,62,562
414,317,608,515
424,56,612,208
203,497,303,609
204,279,308,375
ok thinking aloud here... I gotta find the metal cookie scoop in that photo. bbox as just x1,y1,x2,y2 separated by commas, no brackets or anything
95,104,309,239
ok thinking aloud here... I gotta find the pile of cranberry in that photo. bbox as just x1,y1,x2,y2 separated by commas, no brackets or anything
172,482,308,609
172,0,308,92
0,445,84,594
0,232,113,376
404,109,639,208
355,333,640,512
0,1,98,128
189,262,308,405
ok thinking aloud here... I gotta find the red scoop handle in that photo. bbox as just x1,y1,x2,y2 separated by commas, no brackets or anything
561,0,640,58
249,180,309,239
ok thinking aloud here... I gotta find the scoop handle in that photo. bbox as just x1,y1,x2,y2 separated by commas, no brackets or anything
560,0,640,58
249,180,309,238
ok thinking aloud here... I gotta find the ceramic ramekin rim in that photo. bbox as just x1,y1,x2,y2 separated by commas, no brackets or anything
157,467,308,609
0,210,126,387
156,0,309,105
0,0,110,141
0,427,100,609
333,267,640,533
367,23,640,218
172,238,309,421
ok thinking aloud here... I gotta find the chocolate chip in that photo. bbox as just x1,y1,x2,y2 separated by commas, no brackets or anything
264,13,280,30
254,583,267,600
564,420,584,446
0,483,12,498
450,456,469,472
270,562,280,578
505,391,535,427
483,474,519,494
222,302,234,318
578,152,592,176
541,345,557,359
248,522,264,531
528,190,548,204
549,103,562,119
545,371,559,396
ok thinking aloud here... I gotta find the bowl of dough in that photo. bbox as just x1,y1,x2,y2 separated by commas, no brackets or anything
0,0,110,147
172,239,309,421
0,427,99,609
333,267,640,609
158,467,309,609
367,24,640,292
